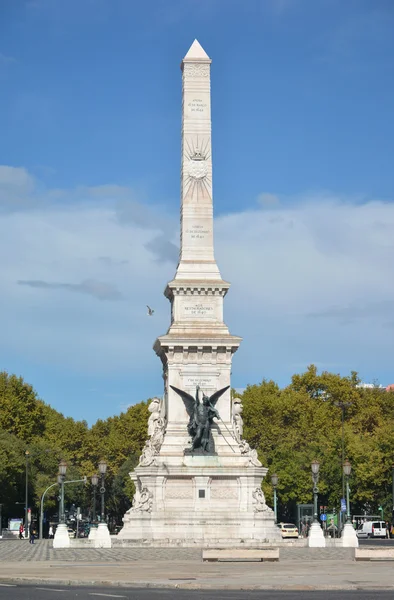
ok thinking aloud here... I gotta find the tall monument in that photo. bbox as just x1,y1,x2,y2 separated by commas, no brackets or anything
119,40,280,545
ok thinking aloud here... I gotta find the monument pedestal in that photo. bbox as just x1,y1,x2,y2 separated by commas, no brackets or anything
53,523,70,549
308,522,326,547
118,434,281,545
341,522,358,547
94,522,112,548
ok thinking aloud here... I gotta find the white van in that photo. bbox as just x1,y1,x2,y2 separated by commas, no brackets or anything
356,521,387,539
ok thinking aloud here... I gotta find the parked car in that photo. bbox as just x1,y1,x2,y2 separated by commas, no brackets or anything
356,521,387,539
67,528,75,539
279,523,299,538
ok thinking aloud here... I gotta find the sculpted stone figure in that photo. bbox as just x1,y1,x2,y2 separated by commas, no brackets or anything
231,398,262,466
252,487,269,512
239,439,263,467
139,397,166,467
129,486,153,513
147,397,161,436
170,384,229,452
232,398,244,442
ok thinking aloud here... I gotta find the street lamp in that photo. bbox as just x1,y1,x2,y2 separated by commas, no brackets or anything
98,460,107,523
343,459,351,524
392,463,394,525
57,460,67,525
311,459,320,523
334,401,352,526
271,474,279,523
24,450,30,539
91,474,99,522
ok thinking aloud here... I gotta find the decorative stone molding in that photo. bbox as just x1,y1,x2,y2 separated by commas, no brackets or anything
164,284,230,301
165,479,194,499
183,63,210,78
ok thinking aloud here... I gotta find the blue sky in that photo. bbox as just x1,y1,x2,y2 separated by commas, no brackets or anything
1,0,393,423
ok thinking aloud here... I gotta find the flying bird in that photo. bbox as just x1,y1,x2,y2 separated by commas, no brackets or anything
147,305,154,316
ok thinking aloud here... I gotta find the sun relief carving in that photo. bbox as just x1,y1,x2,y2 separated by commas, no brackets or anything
183,136,211,200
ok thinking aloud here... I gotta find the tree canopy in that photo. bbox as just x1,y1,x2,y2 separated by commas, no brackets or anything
0,366,393,529
242,365,394,521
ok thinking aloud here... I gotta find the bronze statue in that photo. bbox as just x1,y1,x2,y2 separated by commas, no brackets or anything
170,384,230,452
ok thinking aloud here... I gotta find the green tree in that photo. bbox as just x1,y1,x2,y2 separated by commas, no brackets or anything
0,372,45,442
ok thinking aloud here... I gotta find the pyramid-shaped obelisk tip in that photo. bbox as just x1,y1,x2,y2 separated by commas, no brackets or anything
183,39,211,62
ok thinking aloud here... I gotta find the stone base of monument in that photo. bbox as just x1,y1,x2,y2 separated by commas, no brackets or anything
341,522,359,547
308,522,326,547
118,461,282,546
88,526,97,541
94,523,112,548
53,523,71,549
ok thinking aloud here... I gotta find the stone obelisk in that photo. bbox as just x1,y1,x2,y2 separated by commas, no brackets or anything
156,38,241,441
119,40,280,545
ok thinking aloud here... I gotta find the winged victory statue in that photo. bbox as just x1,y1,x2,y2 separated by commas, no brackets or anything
170,384,230,452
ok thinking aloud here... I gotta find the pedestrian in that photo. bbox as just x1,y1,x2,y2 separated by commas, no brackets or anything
29,525,35,544
301,522,306,538
48,525,54,539
386,522,390,539
19,523,24,540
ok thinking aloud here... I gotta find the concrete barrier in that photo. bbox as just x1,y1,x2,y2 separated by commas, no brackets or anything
355,548,394,561
202,548,279,562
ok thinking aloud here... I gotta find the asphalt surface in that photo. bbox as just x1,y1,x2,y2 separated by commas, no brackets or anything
359,538,394,546
0,587,393,600
0,540,393,591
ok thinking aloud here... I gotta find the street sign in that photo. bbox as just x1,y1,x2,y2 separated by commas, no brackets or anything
341,498,347,512
320,513,327,521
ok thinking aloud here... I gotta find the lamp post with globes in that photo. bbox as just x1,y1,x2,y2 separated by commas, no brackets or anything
98,460,107,523
343,459,352,524
308,459,325,547
311,459,320,523
341,458,358,547
24,450,30,539
392,463,394,526
53,459,71,548
271,474,278,523
94,460,111,547
91,474,98,522
57,460,67,525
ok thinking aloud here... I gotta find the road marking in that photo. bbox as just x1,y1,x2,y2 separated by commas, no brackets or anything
36,588,68,592
89,594,127,599
0,583,17,587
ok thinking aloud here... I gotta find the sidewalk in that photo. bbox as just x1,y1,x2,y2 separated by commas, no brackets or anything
0,541,392,590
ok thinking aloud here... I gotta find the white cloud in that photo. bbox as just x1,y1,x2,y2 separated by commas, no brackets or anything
216,197,394,383
0,166,36,206
17,278,123,301
0,53,17,66
256,192,280,208
1,165,393,385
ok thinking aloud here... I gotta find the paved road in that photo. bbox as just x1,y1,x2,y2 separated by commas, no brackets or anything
0,586,393,600
359,538,394,546
0,541,392,591
0,540,356,562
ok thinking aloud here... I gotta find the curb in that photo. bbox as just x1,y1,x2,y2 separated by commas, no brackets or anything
1,577,394,591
